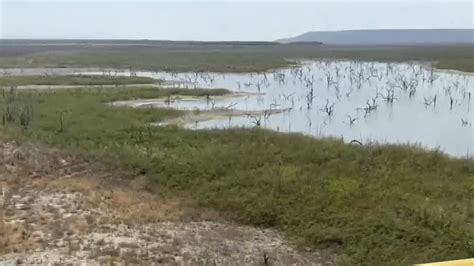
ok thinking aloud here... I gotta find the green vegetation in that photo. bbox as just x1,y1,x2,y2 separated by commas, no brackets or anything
0,42,473,72
0,49,290,73
1,87,472,265
0,75,159,87
436,58,474,73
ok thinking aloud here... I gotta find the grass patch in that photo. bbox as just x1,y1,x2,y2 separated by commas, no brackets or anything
0,87,473,265
0,43,473,72
436,58,474,73
0,74,160,87
0,50,289,73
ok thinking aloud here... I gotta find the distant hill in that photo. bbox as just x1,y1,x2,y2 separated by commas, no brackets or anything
277,29,474,45
0,39,280,47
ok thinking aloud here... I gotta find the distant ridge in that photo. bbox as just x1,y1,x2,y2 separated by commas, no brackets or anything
277,29,474,45
0,39,280,47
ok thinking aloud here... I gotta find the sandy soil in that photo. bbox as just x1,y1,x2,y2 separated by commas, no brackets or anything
109,92,263,108
0,138,335,265
109,93,282,128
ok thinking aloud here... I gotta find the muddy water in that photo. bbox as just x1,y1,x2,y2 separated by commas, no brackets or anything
81,61,472,157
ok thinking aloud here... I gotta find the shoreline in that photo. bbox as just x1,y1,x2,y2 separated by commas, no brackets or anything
1,60,473,79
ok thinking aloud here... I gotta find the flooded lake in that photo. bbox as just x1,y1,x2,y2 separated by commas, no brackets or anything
82,61,473,157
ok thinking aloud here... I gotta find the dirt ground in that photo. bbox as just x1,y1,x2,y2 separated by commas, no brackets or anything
0,137,335,265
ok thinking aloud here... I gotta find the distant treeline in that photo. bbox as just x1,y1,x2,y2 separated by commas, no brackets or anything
0,39,282,46
0,39,324,47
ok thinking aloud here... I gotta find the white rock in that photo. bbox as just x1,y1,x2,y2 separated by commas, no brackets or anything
56,240,65,247
31,230,44,240
113,237,137,249
92,233,108,244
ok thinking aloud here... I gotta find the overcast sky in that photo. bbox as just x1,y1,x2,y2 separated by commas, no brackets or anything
1,0,472,41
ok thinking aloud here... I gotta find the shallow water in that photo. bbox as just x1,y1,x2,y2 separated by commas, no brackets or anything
80,61,474,157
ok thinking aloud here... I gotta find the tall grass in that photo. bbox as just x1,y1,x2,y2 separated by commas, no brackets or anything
0,75,159,87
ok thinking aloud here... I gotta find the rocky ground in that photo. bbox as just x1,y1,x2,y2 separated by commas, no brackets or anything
0,138,335,265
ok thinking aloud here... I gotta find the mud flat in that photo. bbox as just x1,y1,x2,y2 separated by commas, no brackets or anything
109,91,264,108
108,92,289,128
154,108,290,128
